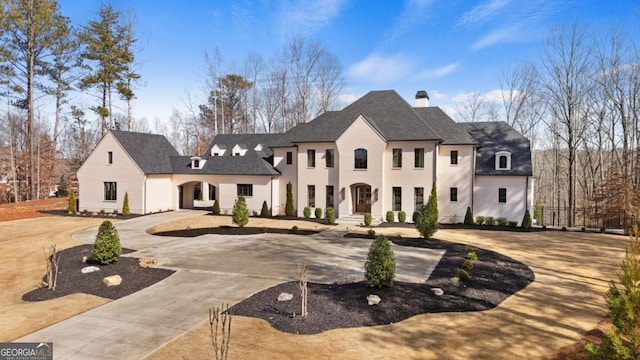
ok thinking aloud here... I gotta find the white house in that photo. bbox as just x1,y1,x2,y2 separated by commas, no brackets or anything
77,90,534,223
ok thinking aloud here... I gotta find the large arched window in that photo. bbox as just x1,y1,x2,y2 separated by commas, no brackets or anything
354,148,368,169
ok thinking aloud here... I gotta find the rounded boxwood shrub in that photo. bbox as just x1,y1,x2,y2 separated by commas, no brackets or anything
475,216,485,225
386,210,394,223
398,211,406,223
92,220,122,265
325,207,335,224
412,211,419,223
457,268,470,282
462,259,474,270
315,207,322,219
365,235,396,287
303,206,311,218
364,213,372,226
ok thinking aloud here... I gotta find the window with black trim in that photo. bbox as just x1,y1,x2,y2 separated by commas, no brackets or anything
450,187,458,202
209,184,216,201
326,186,334,209
414,148,424,168
392,187,402,211
354,148,367,169
414,187,424,210
104,182,117,201
307,149,315,168
308,185,315,207
499,155,508,169
498,188,507,203
237,184,253,197
286,151,293,164
108,151,113,164
325,149,334,168
392,148,402,168
450,150,458,165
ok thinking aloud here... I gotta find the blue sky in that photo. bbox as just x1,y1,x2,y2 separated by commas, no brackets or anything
56,0,640,126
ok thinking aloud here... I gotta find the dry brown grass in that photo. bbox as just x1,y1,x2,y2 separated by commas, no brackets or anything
0,216,113,341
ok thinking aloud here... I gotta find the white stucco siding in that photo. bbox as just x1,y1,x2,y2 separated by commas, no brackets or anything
437,145,475,223
296,142,339,217
77,133,145,214
335,116,386,220
383,141,436,219
273,147,297,215
145,175,173,213
474,175,530,224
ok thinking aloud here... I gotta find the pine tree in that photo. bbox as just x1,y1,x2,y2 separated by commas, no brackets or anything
416,182,439,239
122,192,130,216
365,235,396,287
232,195,249,228
285,181,295,216
92,220,121,264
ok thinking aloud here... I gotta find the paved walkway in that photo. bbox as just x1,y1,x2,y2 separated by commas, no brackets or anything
17,211,442,360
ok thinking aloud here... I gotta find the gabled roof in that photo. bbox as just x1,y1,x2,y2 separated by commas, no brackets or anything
170,152,280,176
459,122,532,176
413,107,477,145
111,130,179,174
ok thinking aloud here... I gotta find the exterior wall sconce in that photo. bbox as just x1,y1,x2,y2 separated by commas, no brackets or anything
340,187,345,201
374,188,378,202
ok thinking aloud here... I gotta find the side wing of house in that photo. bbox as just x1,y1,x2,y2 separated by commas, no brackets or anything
436,144,475,223
77,132,145,214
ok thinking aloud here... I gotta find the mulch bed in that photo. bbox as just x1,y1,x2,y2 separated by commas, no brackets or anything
231,235,535,334
22,245,174,301
153,226,319,237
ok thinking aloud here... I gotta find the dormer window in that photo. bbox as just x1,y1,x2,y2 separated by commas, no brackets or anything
211,144,226,156
231,144,248,156
495,151,511,170
191,156,204,169
254,144,263,151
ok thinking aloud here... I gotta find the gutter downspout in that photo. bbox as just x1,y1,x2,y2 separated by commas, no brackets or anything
471,146,476,214
142,175,147,214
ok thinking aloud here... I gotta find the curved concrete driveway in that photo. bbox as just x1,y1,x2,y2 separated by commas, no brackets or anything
18,211,442,360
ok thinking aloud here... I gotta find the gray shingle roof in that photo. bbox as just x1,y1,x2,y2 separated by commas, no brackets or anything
413,107,477,145
459,122,532,176
204,133,284,157
170,152,280,176
111,130,179,174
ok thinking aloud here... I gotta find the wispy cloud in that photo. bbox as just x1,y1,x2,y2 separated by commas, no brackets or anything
472,24,522,50
278,0,347,36
458,0,511,27
378,0,435,51
347,53,417,84
417,63,459,79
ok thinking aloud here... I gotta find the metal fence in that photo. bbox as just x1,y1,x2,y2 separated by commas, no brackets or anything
537,206,636,231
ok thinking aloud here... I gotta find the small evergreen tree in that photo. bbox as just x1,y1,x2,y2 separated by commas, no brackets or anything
122,192,130,216
521,209,532,230
68,192,77,213
315,207,322,219
325,207,335,224
416,182,439,239
212,200,220,215
92,220,121,264
464,207,474,225
260,201,270,217
285,181,295,216
364,213,372,226
365,235,396,287
232,196,249,228
587,226,640,359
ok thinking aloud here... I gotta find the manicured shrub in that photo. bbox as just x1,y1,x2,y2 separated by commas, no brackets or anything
462,259,474,270
415,183,438,239
365,235,396,287
303,206,311,218
475,216,485,225
325,207,335,224
457,269,470,281
412,211,419,223
398,211,406,223
68,192,77,214
508,220,518,227
212,200,220,215
285,181,295,216
485,216,496,226
291,225,299,233
364,213,372,226
464,207,474,225
315,207,322,219
386,210,394,223
92,220,121,265
466,251,478,261
521,209,532,230
260,201,270,217
232,196,249,228
367,229,376,237
496,217,507,226
122,192,130,216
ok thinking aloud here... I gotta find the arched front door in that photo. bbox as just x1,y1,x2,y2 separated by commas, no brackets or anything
354,185,371,213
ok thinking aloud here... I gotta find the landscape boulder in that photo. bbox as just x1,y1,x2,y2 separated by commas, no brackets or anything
430,287,444,296
277,292,293,302
367,294,381,305
81,266,100,274
103,275,122,287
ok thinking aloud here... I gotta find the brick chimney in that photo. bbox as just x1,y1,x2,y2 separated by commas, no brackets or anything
415,90,429,107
